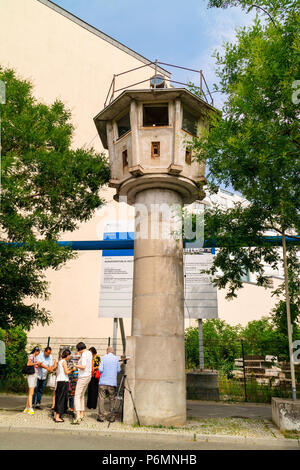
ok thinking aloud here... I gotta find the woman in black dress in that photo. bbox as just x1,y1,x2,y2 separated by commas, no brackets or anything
87,347,101,409
54,349,76,423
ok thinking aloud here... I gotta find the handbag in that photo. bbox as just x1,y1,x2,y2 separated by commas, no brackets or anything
47,373,57,389
22,365,35,375
95,368,101,380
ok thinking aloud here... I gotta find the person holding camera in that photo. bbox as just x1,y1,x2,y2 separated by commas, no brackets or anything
97,346,121,423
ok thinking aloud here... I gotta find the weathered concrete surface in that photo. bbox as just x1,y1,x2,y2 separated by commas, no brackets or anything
96,89,209,427
187,370,219,401
124,189,186,426
272,398,300,431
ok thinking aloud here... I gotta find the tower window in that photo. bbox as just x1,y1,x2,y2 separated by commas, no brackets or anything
143,103,168,127
122,149,128,167
185,149,192,165
117,113,131,139
182,107,198,136
151,142,160,158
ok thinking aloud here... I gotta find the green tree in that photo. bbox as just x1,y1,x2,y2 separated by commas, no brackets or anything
185,319,241,375
0,67,110,330
242,317,282,356
0,327,28,377
271,246,300,339
0,327,28,393
192,0,299,394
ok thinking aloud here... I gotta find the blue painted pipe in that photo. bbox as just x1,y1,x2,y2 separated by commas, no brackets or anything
60,236,300,250
3,236,299,251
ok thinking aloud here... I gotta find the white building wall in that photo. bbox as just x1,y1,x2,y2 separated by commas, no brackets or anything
0,0,287,347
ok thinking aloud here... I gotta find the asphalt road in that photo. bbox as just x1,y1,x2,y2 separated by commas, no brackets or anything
0,429,298,450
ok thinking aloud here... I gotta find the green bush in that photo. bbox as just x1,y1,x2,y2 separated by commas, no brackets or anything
185,319,241,375
0,375,27,394
0,327,28,392
241,317,291,359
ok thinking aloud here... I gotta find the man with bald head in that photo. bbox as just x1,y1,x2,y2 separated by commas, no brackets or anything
97,346,121,422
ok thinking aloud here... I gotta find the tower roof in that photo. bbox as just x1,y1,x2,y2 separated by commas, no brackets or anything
94,88,217,149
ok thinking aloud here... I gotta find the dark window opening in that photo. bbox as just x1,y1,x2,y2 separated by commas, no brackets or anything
182,107,198,136
143,104,168,127
117,113,131,138
185,149,192,165
151,142,160,158
122,149,128,167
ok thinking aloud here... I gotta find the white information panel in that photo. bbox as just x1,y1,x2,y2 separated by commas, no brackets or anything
183,253,218,319
99,248,218,319
99,256,133,318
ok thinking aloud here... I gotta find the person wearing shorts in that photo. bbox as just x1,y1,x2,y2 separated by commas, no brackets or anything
24,346,41,415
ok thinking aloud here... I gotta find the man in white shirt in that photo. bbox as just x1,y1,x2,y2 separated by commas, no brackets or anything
33,347,53,409
72,342,92,424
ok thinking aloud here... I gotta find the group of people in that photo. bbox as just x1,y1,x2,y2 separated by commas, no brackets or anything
24,343,121,424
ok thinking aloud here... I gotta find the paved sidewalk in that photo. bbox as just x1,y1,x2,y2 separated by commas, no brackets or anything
0,393,53,411
187,400,272,419
0,394,272,419
1,393,297,449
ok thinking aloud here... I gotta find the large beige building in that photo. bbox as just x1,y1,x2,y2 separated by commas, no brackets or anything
0,0,282,354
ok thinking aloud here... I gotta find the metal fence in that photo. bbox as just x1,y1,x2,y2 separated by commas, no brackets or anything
26,337,125,361
185,338,300,403
2,335,300,403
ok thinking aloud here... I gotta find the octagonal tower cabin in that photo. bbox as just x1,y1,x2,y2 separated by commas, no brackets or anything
94,87,215,205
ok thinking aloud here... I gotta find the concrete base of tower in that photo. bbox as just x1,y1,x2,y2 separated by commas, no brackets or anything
123,336,186,426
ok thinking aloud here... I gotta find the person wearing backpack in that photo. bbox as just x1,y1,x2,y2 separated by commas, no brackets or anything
23,346,41,415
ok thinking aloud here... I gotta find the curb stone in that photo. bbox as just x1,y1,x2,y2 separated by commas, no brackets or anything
0,424,299,448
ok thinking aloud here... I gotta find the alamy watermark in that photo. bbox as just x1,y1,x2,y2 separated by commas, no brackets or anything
96,196,204,244
293,340,300,365
0,80,6,205
292,80,300,104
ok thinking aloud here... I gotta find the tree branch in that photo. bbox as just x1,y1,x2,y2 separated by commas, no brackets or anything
247,4,277,26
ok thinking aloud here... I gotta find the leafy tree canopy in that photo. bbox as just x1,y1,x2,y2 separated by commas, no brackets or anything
192,1,300,305
0,67,110,330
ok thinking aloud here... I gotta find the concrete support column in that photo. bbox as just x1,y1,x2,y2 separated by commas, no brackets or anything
123,188,186,426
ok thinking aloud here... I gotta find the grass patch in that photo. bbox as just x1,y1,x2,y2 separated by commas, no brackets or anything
281,429,300,440
129,417,275,438
132,423,177,430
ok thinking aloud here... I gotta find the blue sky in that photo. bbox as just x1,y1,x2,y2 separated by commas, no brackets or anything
54,0,256,109
54,0,257,194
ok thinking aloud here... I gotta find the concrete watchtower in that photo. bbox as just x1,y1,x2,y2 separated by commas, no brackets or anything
94,86,214,426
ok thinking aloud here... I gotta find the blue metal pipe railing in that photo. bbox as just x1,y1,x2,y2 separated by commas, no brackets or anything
3,236,299,251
